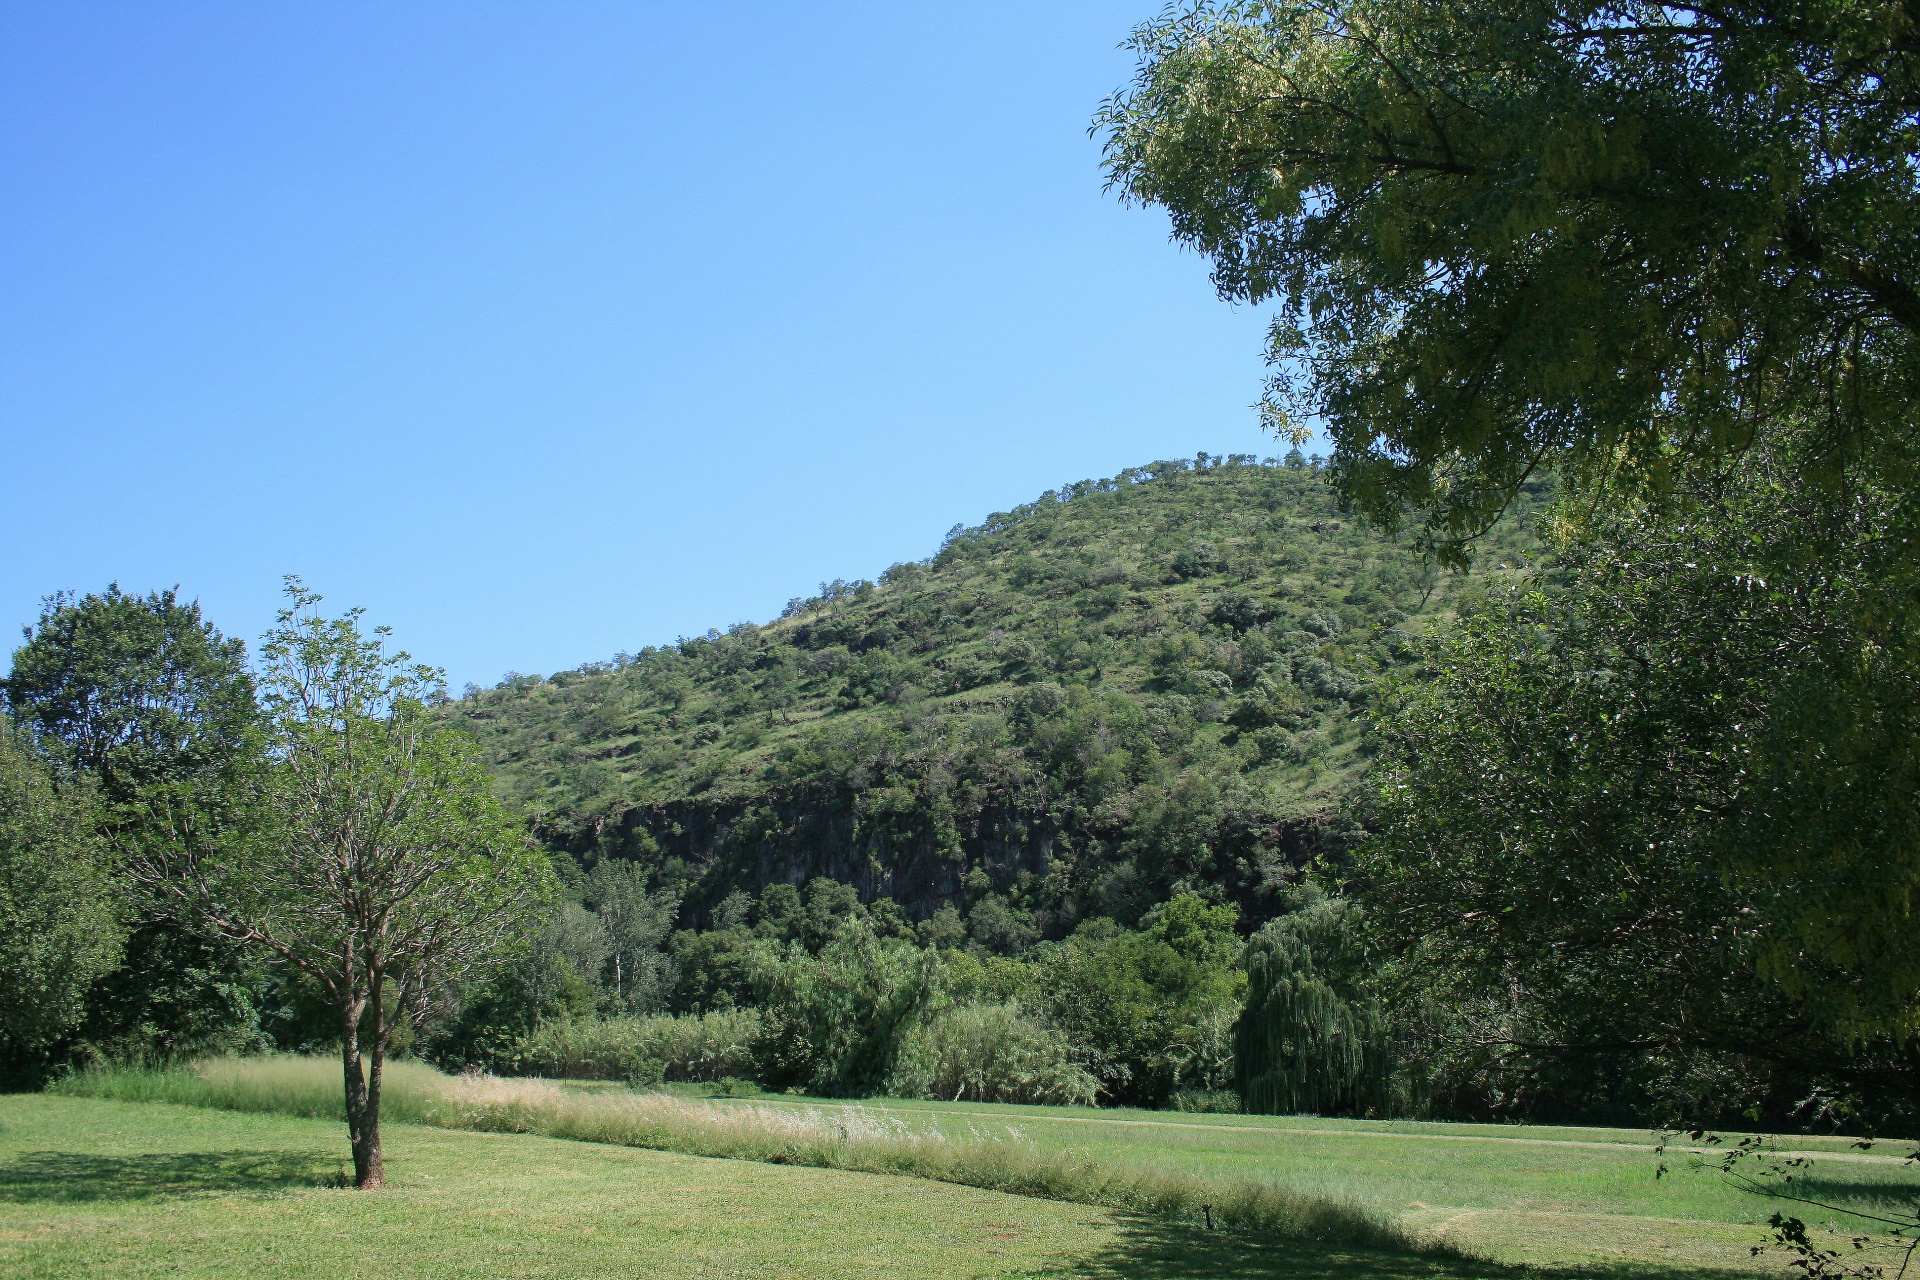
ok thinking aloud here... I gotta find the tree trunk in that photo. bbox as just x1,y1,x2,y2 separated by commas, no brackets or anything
363,998,387,1190
340,994,385,1189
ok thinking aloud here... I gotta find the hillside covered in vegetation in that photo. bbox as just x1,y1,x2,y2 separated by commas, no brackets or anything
454,454,1544,936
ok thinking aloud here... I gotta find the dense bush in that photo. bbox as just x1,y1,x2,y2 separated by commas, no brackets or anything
511,1010,762,1084
887,1002,1098,1105
752,926,939,1096
0,725,123,1083
1029,897,1245,1107
1170,1089,1242,1113
917,894,1246,1108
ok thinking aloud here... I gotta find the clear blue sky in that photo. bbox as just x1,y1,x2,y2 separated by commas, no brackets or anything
2,2,1289,689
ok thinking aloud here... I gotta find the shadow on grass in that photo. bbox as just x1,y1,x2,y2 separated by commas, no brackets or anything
0,1150,345,1204
1048,1217,1756,1280
1758,1170,1920,1221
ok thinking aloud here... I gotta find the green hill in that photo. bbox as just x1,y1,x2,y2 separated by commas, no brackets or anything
454,454,1544,932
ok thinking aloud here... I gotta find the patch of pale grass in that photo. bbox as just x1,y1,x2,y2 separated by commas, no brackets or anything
57,1057,1409,1247
56,1055,446,1124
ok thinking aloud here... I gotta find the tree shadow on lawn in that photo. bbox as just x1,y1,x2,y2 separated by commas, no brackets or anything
1049,1217,1754,1280
1753,1169,1920,1223
0,1150,345,1204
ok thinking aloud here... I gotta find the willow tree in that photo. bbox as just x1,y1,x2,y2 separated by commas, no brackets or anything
1235,889,1395,1116
154,581,553,1188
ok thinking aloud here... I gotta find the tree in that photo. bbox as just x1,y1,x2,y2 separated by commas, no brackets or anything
5,586,256,804
1356,455,1920,1120
668,922,771,1014
1236,886,1395,1116
1100,0,1920,560
1036,897,1246,1106
585,859,679,1013
4,586,263,1059
154,581,554,1188
1102,2,1920,1115
752,923,940,1095
0,723,123,1080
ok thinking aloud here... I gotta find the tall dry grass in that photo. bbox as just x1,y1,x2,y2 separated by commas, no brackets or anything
55,1056,1409,1247
56,1055,447,1123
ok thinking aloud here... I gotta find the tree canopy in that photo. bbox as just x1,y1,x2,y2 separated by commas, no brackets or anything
1353,444,1920,1120
5,585,256,815
1100,0,1920,558
4,586,264,1063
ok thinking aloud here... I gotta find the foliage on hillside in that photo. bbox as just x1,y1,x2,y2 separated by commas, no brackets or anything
454,455,1544,931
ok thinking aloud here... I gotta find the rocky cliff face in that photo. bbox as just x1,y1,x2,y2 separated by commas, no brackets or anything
542,790,1051,922
540,782,1349,932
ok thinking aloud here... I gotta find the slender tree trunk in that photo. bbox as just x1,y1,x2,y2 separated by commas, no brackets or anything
340,992,385,1189
361,1045,385,1190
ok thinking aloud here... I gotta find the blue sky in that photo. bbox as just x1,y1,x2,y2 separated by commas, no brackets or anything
2,2,1287,689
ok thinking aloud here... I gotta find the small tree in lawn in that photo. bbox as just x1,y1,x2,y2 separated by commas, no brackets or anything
157,579,553,1188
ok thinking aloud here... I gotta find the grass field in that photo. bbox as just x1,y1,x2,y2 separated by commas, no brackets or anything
0,1094,1693,1280
713,1093,1920,1272
14,1062,1920,1278
46,1059,1403,1243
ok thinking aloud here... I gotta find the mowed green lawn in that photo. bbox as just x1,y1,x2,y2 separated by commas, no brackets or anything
0,1093,1584,1280
702,1093,1920,1274
2,1090,1907,1278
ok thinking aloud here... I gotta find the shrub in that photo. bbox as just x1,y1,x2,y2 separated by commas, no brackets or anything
888,1003,1098,1106
1170,1088,1242,1113
1171,541,1222,578
752,926,938,1096
510,1010,760,1083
